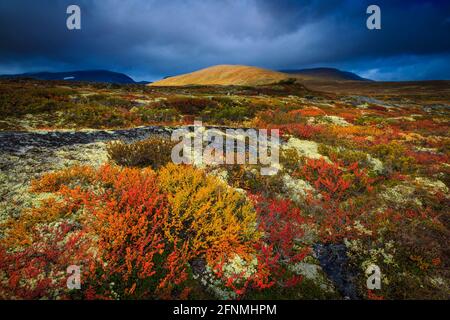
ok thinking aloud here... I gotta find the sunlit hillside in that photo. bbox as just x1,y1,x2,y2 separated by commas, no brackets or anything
149,65,291,86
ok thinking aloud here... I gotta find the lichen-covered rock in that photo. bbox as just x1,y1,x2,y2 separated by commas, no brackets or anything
367,154,384,174
308,115,351,127
323,115,351,126
192,255,259,300
208,169,229,184
415,177,448,194
381,184,422,209
0,140,108,224
282,174,315,203
290,258,336,294
283,137,330,161
193,265,237,300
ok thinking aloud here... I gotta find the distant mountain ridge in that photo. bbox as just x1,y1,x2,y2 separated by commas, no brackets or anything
0,70,137,84
0,66,370,86
280,67,371,81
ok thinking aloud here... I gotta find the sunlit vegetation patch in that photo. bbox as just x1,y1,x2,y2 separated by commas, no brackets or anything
0,80,314,129
0,83,75,117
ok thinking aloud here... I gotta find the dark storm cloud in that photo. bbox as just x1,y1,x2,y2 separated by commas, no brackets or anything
0,0,449,81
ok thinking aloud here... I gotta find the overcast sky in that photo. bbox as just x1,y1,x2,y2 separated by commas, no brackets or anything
0,0,449,81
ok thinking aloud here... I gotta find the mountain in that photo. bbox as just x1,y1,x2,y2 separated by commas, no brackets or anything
149,65,290,86
0,70,136,84
280,67,371,81
0,66,369,86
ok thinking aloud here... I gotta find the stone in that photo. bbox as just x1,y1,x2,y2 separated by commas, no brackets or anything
283,137,330,161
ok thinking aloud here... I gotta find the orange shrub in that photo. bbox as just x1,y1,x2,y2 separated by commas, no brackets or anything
329,125,385,138
2,197,68,247
30,165,95,193
295,108,326,117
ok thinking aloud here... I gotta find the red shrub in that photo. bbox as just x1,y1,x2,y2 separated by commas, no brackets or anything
368,105,388,112
69,166,189,299
294,159,375,242
406,150,448,166
252,197,310,287
279,123,324,139
296,158,373,202
334,111,359,122
212,196,311,297
0,222,94,299
254,197,310,265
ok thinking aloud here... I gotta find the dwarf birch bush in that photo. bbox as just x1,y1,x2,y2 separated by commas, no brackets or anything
158,163,260,265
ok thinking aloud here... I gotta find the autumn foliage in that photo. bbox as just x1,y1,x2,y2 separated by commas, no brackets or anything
158,163,259,267
294,158,376,242
2,165,180,299
3,163,304,299
0,222,93,299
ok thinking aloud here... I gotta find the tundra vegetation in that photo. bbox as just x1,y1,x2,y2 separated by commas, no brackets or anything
0,78,449,299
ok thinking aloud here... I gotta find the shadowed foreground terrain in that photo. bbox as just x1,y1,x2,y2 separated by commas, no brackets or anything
0,78,449,300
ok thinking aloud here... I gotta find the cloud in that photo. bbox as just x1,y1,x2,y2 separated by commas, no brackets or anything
0,0,449,81
354,53,450,81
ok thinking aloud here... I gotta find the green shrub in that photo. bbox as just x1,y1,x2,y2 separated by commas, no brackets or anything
60,103,144,128
280,147,304,173
354,115,387,126
318,144,370,168
107,136,176,169
277,78,297,85
0,84,74,116
254,110,305,125
84,94,135,108
138,107,180,123
165,97,217,115
370,142,416,174
201,104,253,123
224,164,284,196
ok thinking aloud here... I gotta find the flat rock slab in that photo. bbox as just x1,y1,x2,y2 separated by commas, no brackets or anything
0,126,173,153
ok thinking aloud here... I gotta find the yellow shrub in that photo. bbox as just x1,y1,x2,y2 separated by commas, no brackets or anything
158,163,260,264
330,125,385,137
